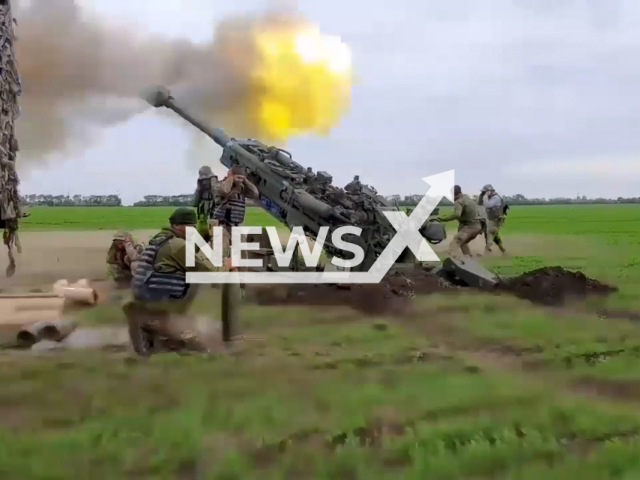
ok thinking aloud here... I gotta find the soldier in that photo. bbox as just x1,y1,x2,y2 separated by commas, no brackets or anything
304,166,314,183
345,175,361,193
213,165,259,296
436,185,483,258
194,165,219,240
106,231,145,288
123,207,236,356
478,184,507,255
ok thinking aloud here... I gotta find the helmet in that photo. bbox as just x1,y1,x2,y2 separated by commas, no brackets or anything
481,184,494,192
198,166,214,179
113,230,127,241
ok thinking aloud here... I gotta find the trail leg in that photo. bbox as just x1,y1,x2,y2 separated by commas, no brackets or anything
221,282,241,344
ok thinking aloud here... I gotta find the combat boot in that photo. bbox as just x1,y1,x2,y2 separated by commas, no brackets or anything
123,303,154,357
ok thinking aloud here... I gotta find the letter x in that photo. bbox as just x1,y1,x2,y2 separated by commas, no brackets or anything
381,194,441,262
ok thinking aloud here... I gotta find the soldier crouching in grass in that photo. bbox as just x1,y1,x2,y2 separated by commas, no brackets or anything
122,207,239,356
106,231,145,289
436,185,484,258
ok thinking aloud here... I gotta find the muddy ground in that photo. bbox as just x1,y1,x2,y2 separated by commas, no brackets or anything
0,230,577,289
253,266,617,314
0,231,619,351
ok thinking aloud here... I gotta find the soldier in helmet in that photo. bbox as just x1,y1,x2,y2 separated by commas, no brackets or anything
345,175,361,193
194,165,219,239
123,207,238,356
478,184,507,255
213,165,259,296
436,185,483,258
304,166,314,183
106,230,145,288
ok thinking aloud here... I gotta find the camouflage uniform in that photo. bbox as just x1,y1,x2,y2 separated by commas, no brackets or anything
438,193,483,257
0,6,22,277
213,169,259,260
106,231,145,288
194,166,218,219
212,170,259,297
345,175,361,193
478,184,506,254
194,166,219,240
123,208,226,355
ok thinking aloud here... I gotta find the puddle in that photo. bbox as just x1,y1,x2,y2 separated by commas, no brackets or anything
3,315,224,355
31,327,130,351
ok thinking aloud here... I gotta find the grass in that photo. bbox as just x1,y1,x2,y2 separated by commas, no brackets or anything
20,206,283,231
3,203,640,478
20,203,640,233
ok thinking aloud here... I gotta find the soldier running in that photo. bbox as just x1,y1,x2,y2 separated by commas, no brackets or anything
106,231,145,288
436,185,483,258
123,207,235,356
478,184,507,255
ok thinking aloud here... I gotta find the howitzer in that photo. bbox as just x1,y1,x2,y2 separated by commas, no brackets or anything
144,86,447,272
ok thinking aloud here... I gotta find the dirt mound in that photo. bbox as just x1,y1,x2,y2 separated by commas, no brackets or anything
252,270,456,315
495,266,617,306
252,266,617,313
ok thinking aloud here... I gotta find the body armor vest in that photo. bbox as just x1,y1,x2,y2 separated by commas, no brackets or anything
485,194,504,221
131,233,188,301
197,178,214,200
214,193,246,226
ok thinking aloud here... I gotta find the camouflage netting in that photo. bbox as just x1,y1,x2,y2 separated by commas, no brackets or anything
0,1,22,277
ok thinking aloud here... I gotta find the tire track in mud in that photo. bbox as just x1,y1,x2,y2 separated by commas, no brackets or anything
388,304,640,406
247,405,640,474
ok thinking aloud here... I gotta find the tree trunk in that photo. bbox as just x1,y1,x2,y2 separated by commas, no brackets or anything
0,0,21,277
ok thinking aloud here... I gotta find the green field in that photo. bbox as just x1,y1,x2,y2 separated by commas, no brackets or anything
20,206,283,231
4,204,640,478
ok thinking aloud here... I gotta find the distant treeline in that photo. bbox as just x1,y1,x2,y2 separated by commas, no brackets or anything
398,194,640,206
22,194,122,206
20,193,640,207
131,195,259,207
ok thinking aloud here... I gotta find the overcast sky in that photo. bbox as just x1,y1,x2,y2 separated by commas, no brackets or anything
18,0,640,204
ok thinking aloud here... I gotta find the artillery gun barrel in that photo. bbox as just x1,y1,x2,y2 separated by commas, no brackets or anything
144,86,296,170
144,86,232,148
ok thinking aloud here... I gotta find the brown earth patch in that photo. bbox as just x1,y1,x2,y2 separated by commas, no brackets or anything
252,270,457,315
252,265,619,317
572,377,640,401
249,399,640,472
494,266,617,306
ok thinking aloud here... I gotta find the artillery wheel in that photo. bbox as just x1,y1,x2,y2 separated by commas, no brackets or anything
221,282,241,344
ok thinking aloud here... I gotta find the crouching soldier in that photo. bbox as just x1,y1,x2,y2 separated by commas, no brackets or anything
123,207,238,356
106,231,145,288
